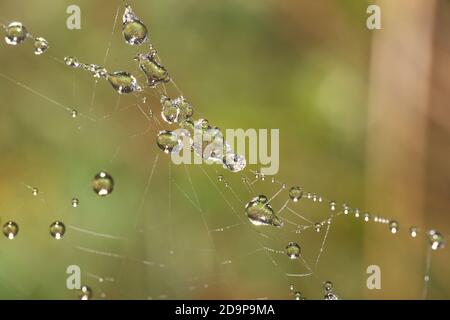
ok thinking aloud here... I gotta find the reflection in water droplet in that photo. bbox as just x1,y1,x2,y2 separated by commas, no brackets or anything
3,221,19,239
389,220,399,234
286,242,301,259
427,230,445,250
107,71,141,94
289,186,302,202
79,285,92,300
50,221,65,240
4,22,28,45
122,5,148,45
135,51,170,87
92,171,114,196
156,130,182,154
245,195,283,227
33,37,49,55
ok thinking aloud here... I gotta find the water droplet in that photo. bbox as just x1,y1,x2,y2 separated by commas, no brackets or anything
306,192,312,199
323,292,339,300
364,212,371,222
354,208,360,218
409,227,417,238
32,187,39,196
343,204,349,215
160,96,179,124
323,281,333,292
294,292,302,300
389,220,399,234
33,37,49,55
217,175,223,182
179,120,195,137
50,221,65,239
107,71,141,94
314,223,321,232
3,221,18,239
156,130,182,154
84,64,108,79
289,186,302,202
427,230,445,250
92,171,114,196
71,109,78,118
64,56,80,68
173,96,193,121
79,285,92,300
122,5,148,45
71,198,79,208
289,284,294,291
135,51,170,87
4,22,28,45
286,242,301,259
245,195,283,227
223,153,246,172
329,201,336,211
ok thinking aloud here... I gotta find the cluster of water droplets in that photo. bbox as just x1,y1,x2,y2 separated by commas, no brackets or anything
3,21,49,55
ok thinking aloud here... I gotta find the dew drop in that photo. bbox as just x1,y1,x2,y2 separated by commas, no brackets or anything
49,221,65,240
354,208,360,218
71,198,79,208
294,292,302,300
156,130,182,154
107,71,141,94
408,226,417,238
245,195,283,227
315,222,322,232
32,187,39,196
135,51,170,87
3,221,18,239
323,281,333,292
289,284,294,291
286,242,301,259
223,153,246,173
84,64,108,79
179,120,195,137
160,96,179,124
92,171,114,197
389,220,399,234
33,37,49,55
71,109,78,118
343,204,349,215
78,285,92,300
289,186,302,202
173,96,193,121
324,292,339,300
329,201,336,211
427,230,445,250
364,212,371,222
64,56,80,68
4,22,28,45
217,175,223,182
122,5,148,45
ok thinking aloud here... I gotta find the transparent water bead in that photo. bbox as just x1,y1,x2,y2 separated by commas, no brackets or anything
427,230,445,250
389,220,399,234
107,71,141,94
245,195,283,227
32,187,39,196
64,56,80,68
122,5,148,45
160,96,179,124
329,201,336,211
79,285,92,300
173,96,194,121
324,292,339,300
286,242,301,259
289,186,302,202
179,120,195,137
323,281,333,292
409,226,418,238
4,22,28,45
156,130,182,154
135,51,170,87
3,221,19,239
85,64,108,79
315,222,321,232
92,171,114,196
223,153,246,172
294,292,302,300
50,221,65,239
71,198,79,208
33,37,49,55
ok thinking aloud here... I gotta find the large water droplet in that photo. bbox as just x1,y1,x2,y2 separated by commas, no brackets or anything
92,171,114,196
289,186,302,202
427,230,445,250
135,52,170,87
33,37,49,55
223,153,246,172
122,5,148,45
4,22,28,45
156,130,182,154
3,221,19,239
79,285,92,300
160,96,179,124
245,195,283,227
107,71,141,94
50,221,65,240
286,242,301,259
389,220,399,234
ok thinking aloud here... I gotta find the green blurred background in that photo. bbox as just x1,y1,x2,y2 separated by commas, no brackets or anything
0,0,449,299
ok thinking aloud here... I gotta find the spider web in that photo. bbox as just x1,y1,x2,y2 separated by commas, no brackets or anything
0,0,448,300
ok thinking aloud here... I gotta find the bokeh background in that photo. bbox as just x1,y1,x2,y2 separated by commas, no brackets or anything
0,0,448,299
